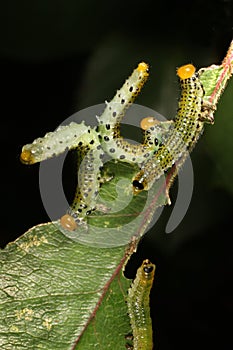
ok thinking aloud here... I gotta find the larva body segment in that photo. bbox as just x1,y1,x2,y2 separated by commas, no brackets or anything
97,62,149,128
20,121,100,164
127,259,155,350
132,64,205,194
67,146,104,227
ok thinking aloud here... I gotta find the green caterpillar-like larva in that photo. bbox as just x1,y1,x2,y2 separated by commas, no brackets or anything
126,259,155,350
132,64,211,194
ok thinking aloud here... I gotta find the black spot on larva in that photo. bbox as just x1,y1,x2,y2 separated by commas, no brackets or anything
105,124,110,130
97,144,101,150
77,208,82,213
78,141,83,146
88,129,91,133
86,210,92,215
109,148,115,153
121,99,125,104
112,111,117,117
89,139,95,145
95,126,99,132
59,140,63,144
132,180,144,190
144,265,153,274
119,155,125,159
129,86,133,92
104,136,109,141
154,138,158,146
80,203,87,209
47,146,51,150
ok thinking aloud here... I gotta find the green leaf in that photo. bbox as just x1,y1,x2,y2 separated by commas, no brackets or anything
0,223,131,349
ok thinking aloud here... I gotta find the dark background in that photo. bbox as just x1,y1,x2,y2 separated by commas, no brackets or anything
0,1,232,349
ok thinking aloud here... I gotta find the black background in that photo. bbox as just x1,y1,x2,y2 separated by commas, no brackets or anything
0,1,232,349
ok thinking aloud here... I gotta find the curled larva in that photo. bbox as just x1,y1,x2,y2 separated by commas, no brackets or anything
132,63,205,194
127,259,155,350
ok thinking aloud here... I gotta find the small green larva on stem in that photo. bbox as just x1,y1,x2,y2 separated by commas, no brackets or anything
127,259,155,350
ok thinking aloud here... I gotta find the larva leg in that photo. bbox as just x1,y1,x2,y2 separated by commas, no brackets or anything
199,101,215,124
132,64,205,194
127,259,155,350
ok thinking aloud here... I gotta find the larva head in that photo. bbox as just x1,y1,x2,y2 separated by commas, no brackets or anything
137,62,149,75
132,175,147,195
142,259,156,280
177,64,196,79
140,116,159,130
20,149,35,164
60,214,78,231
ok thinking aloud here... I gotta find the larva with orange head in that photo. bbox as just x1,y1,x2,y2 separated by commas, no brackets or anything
132,63,205,194
97,63,164,163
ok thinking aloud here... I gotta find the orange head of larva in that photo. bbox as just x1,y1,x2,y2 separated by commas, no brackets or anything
137,62,149,74
20,149,34,164
177,64,196,79
140,116,159,130
60,214,78,231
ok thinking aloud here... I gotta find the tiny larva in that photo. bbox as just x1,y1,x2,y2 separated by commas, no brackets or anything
20,63,165,230
132,63,211,194
126,259,155,350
